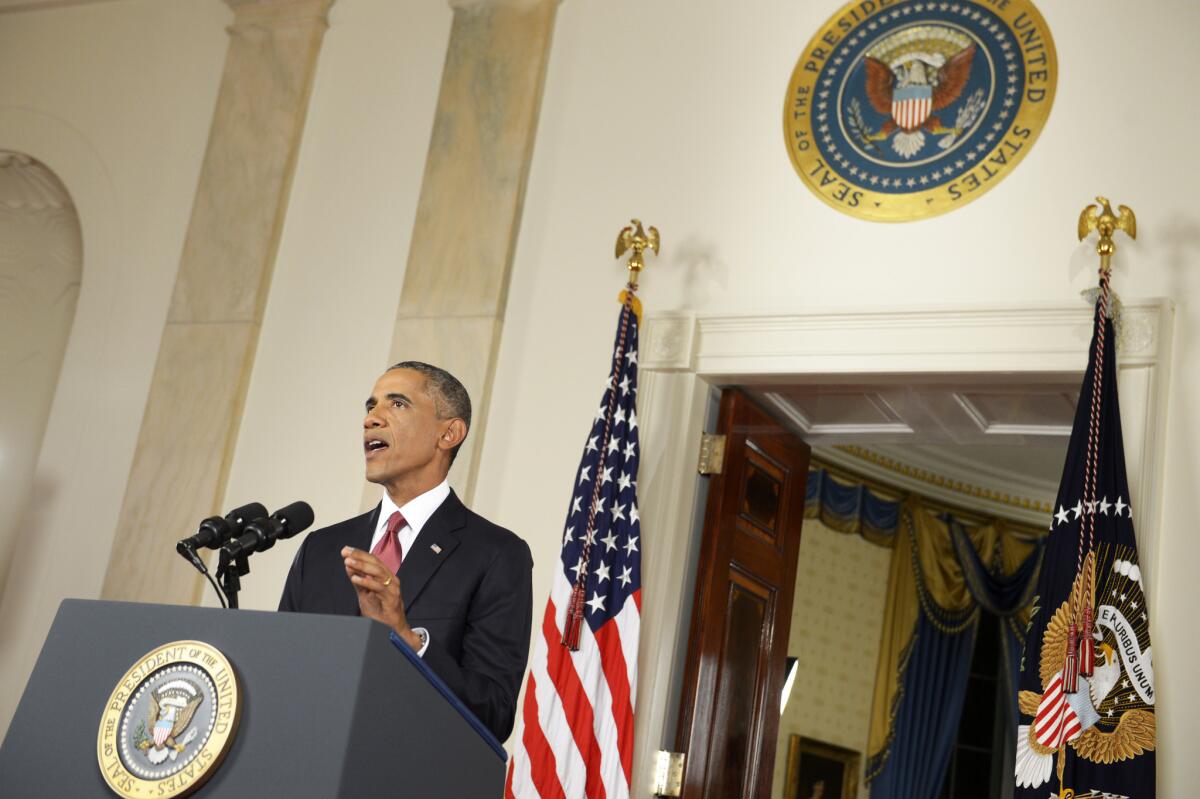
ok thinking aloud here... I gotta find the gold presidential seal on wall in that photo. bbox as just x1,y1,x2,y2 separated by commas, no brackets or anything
784,0,1056,222
97,641,240,798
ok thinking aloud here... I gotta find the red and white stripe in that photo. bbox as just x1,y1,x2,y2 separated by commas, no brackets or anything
892,96,932,131
1033,671,1083,749
506,573,640,799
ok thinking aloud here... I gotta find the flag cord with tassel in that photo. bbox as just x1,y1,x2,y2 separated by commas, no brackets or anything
1065,194,1133,695
1066,266,1110,692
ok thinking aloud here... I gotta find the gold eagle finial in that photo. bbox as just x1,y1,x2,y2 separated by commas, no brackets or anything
615,219,660,289
1078,197,1136,274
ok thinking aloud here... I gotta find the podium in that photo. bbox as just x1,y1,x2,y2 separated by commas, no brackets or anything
0,600,507,798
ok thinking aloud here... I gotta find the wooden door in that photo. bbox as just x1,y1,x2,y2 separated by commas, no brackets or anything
675,389,811,799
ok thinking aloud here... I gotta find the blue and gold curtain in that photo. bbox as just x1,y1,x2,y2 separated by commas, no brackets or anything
804,466,902,546
804,466,1043,799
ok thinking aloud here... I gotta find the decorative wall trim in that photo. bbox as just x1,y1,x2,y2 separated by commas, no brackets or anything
640,312,694,372
686,301,1168,378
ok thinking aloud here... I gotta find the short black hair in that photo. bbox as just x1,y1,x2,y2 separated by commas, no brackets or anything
388,361,471,462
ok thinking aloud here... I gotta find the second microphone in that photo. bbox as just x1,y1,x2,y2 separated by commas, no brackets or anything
223,501,315,559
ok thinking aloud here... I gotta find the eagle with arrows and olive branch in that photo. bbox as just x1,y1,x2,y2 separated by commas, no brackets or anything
135,679,204,765
853,41,981,159
1013,559,1156,789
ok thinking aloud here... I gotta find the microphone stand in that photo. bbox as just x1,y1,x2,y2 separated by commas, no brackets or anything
178,542,229,609
216,548,251,610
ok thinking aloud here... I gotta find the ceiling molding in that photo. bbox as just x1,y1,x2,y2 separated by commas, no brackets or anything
762,391,914,436
977,423,1073,436
865,443,1059,501
822,444,1055,526
952,392,1072,437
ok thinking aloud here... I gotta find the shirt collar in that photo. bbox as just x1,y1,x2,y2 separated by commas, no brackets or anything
379,479,451,535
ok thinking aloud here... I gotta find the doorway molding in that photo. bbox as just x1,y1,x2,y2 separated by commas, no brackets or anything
630,299,1173,792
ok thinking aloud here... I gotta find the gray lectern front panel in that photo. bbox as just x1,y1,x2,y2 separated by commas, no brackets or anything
0,600,506,798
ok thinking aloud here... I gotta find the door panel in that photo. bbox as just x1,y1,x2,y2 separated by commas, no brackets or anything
675,389,811,799
707,570,771,799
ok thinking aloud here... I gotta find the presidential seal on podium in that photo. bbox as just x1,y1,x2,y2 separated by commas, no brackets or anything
97,641,241,799
784,0,1056,222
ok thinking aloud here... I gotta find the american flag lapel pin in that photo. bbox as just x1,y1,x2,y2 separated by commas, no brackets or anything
431,543,442,554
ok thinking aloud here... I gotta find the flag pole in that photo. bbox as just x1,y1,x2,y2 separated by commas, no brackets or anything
1066,197,1137,692
559,219,661,651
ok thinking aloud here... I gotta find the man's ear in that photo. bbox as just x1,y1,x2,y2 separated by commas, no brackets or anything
439,418,468,452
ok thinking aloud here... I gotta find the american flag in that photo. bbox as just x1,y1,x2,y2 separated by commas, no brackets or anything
505,294,642,799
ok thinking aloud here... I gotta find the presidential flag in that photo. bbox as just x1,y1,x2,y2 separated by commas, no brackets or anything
505,293,642,799
1014,290,1156,798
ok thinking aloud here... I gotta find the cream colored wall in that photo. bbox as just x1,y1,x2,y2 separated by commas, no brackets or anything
1,0,1196,793
217,0,452,612
771,520,891,799
0,0,227,733
473,0,1199,792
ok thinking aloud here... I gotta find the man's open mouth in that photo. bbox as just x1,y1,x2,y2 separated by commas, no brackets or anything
365,439,389,455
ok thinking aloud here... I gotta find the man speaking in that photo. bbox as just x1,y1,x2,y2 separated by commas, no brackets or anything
278,361,533,741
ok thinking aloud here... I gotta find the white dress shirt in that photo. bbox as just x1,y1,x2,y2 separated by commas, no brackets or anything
370,478,451,558
368,479,451,657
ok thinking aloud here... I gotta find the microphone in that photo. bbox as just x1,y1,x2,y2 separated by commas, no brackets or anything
177,502,268,553
176,502,267,574
223,501,315,559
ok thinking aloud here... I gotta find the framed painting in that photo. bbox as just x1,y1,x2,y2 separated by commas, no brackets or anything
784,735,860,799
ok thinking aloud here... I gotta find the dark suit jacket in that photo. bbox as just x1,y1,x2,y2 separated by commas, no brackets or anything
278,490,533,741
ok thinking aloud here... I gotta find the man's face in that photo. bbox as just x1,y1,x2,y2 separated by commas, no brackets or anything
362,369,448,487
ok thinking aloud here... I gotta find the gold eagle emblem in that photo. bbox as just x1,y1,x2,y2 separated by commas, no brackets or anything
137,680,204,764
614,219,659,289
1018,561,1154,765
1078,196,1136,247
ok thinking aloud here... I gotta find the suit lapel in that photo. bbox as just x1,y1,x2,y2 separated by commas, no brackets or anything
342,505,379,616
399,490,464,611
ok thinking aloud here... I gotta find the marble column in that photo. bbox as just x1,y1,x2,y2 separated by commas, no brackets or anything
382,0,558,504
101,0,335,604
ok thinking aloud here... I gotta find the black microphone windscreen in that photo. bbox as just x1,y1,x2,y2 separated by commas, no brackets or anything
271,501,315,539
225,502,268,534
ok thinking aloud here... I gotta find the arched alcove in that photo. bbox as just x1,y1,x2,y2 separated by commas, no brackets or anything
0,151,82,597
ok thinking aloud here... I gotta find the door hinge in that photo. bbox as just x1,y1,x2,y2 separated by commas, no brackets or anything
651,749,685,797
697,433,726,475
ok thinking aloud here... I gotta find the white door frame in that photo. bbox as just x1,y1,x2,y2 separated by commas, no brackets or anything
629,299,1174,793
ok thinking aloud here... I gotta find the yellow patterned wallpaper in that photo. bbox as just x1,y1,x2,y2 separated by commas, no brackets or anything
770,518,893,799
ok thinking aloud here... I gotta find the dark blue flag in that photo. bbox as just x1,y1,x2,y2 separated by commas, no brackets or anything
1014,297,1156,798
